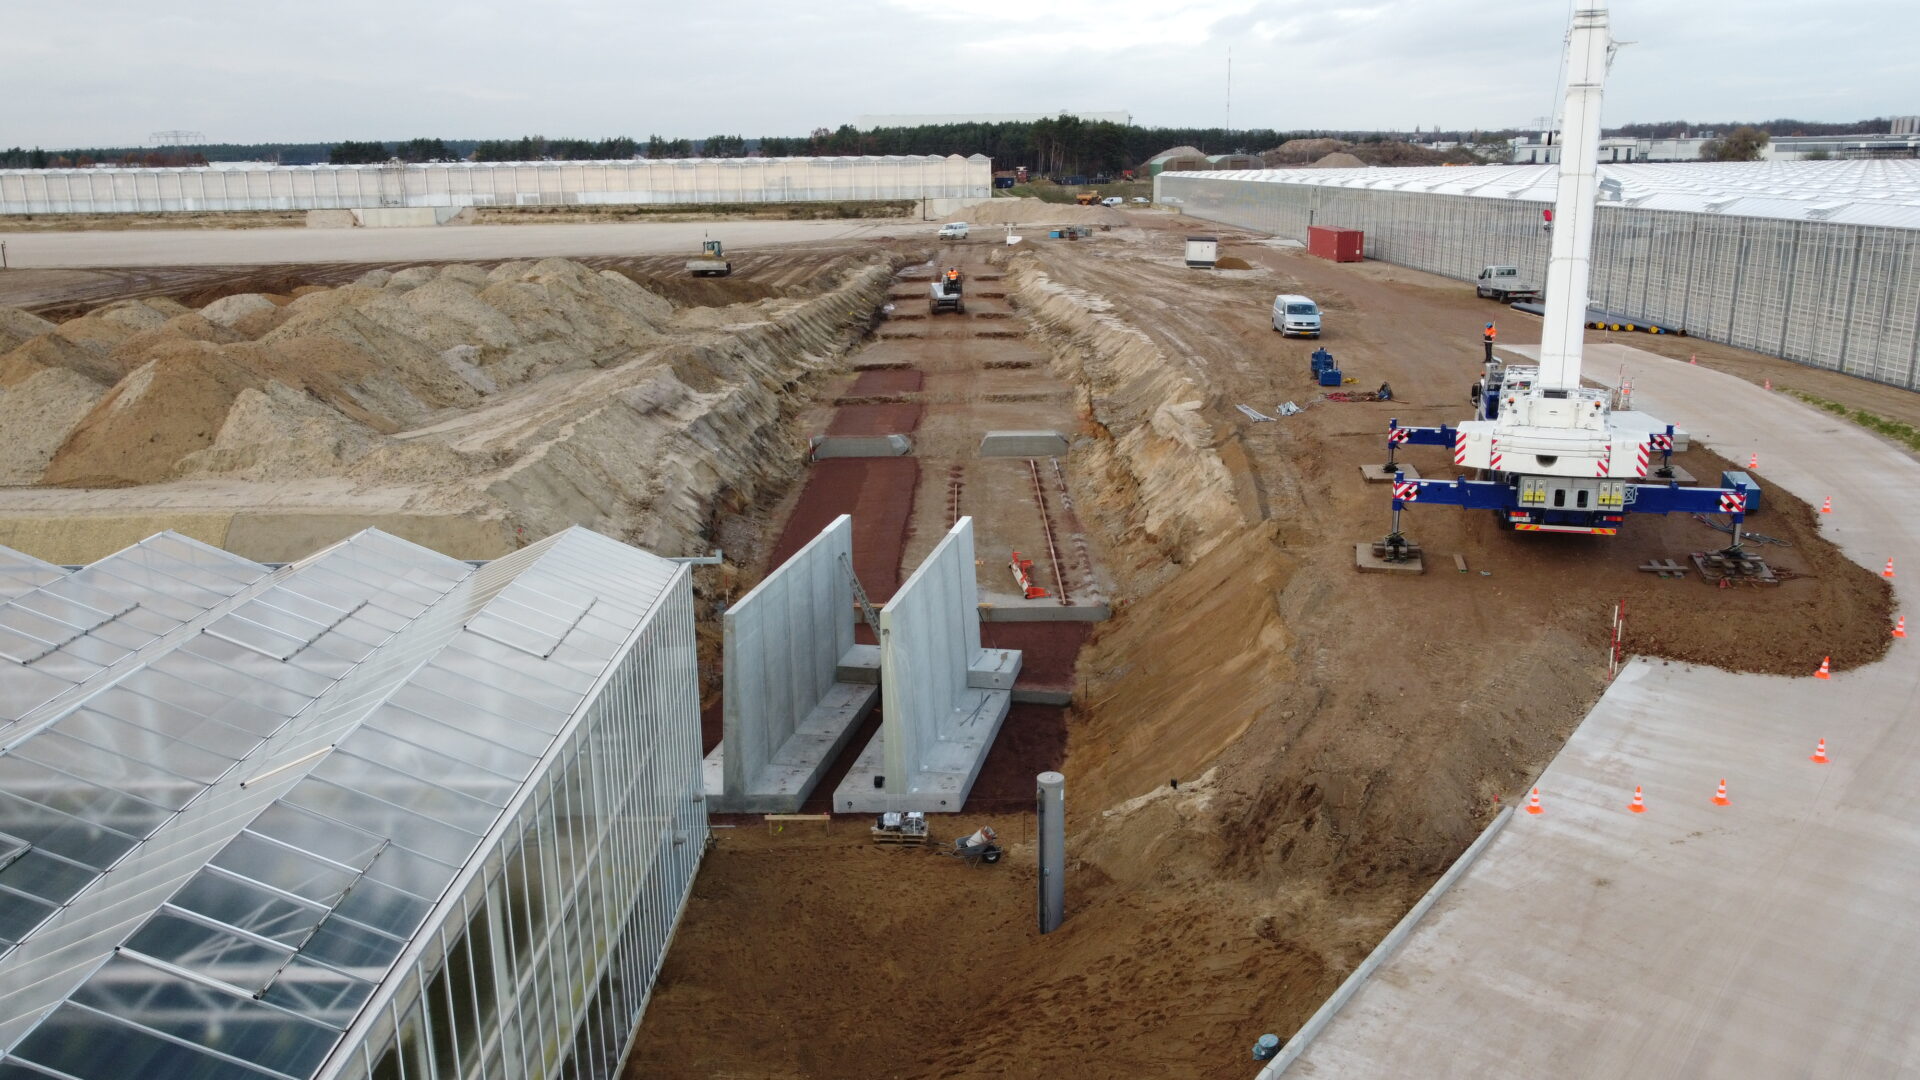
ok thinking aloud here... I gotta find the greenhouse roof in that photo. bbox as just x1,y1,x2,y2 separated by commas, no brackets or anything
1169,159,1920,228
0,527,682,1080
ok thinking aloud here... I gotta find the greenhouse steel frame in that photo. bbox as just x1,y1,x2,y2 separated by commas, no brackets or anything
0,526,705,1080
1159,161,1920,390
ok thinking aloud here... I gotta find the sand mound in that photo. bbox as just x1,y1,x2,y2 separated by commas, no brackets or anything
7,256,901,560
1,332,120,388
1310,151,1368,169
200,293,281,333
956,197,1125,227
1214,256,1254,270
0,308,55,353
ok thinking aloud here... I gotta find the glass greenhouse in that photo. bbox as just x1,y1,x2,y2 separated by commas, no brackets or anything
1159,160,1920,389
0,526,705,1080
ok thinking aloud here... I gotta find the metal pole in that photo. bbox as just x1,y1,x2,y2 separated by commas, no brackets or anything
1037,771,1065,934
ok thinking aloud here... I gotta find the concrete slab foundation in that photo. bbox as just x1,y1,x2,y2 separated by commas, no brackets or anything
979,597,1112,622
1359,463,1422,483
705,678,879,813
809,434,912,459
979,430,1071,457
832,688,1013,814
836,643,880,684
1353,541,1425,574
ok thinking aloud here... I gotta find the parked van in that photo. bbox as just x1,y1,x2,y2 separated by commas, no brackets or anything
1100,196,1124,207
1272,294,1322,337
938,222,969,240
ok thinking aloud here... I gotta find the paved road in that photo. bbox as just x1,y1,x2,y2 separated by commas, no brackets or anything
1289,342,1920,1078
0,218,942,268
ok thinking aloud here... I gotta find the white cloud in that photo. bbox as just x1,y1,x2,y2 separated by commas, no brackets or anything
0,0,1911,147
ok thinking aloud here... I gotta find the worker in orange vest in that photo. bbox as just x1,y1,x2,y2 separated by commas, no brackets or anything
1483,322,1497,343
1482,321,1497,362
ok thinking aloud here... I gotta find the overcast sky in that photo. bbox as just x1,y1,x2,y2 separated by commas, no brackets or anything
3,0,1913,147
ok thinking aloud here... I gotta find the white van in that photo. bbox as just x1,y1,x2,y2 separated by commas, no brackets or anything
1272,294,1322,337
1100,196,1124,207
938,222,969,240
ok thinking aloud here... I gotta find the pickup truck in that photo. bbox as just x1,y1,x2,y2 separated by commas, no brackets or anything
1475,265,1542,303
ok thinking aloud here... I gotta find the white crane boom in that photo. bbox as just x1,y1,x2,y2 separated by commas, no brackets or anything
1536,4,1616,392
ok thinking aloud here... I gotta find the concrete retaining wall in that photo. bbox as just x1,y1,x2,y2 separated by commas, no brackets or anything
834,518,1018,812
0,156,993,215
709,516,876,812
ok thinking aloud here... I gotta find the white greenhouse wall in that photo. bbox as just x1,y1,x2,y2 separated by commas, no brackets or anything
0,155,992,214
1159,173,1920,390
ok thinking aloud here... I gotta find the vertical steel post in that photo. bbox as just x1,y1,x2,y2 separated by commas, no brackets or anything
1037,771,1065,934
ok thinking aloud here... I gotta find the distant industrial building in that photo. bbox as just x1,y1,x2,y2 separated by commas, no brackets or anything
0,527,706,1080
1510,131,1920,164
1159,160,1920,389
853,111,1132,128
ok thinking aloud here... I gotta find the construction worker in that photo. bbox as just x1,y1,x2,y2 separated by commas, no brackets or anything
1483,321,1497,363
1483,322,1497,343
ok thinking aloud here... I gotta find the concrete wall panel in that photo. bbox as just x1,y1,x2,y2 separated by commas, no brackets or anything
721,516,856,798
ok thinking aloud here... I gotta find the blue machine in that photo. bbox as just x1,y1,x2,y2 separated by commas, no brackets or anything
1309,347,1335,375
1379,418,1754,537
1719,471,1760,513
1317,367,1344,387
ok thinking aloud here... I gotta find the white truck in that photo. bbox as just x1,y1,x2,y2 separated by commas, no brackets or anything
1475,264,1542,303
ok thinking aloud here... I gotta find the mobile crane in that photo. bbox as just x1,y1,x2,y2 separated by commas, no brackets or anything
1373,1,1755,562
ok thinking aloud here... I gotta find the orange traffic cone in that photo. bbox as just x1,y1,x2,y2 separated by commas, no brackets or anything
1712,779,1730,806
1748,453,1759,469
1810,738,1829,764
1896,616,1907,638
1628,786,1647,814
1815,656,1831,679
1884,558,1896,579
1764,378,1773,391
1821,497,1831,514
1526,788,1543,815
1689,354,1697,365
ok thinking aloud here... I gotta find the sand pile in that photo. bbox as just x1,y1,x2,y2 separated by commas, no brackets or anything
1309,151,1368,169
955,197,1125,227
0,254,899,559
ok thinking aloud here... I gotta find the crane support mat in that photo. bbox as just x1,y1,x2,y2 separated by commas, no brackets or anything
1690,550,1778,585
1355,541,1424,575
1360,463,1421,483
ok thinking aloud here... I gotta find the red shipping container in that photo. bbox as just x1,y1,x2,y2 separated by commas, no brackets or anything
1307,226,1364,262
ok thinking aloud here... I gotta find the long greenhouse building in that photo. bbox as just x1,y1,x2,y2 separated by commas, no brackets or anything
1158,160,1920,389
0,526,706,1080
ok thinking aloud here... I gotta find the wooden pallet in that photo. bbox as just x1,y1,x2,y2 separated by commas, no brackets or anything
870,828,929,845
1638,558,1688,579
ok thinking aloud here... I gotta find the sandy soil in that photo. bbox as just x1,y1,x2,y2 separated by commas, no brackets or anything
629,220,1892,1080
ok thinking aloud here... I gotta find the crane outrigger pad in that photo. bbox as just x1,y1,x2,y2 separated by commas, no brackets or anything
1355,540,1424,574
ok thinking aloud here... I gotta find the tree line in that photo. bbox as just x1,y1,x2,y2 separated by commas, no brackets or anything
1,115,1902,172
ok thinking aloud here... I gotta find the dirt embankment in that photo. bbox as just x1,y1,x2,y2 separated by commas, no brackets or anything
0,255,901,560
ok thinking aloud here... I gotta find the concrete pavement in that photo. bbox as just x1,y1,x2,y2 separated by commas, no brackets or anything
1286,343,1920,1078
0,217,942,267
